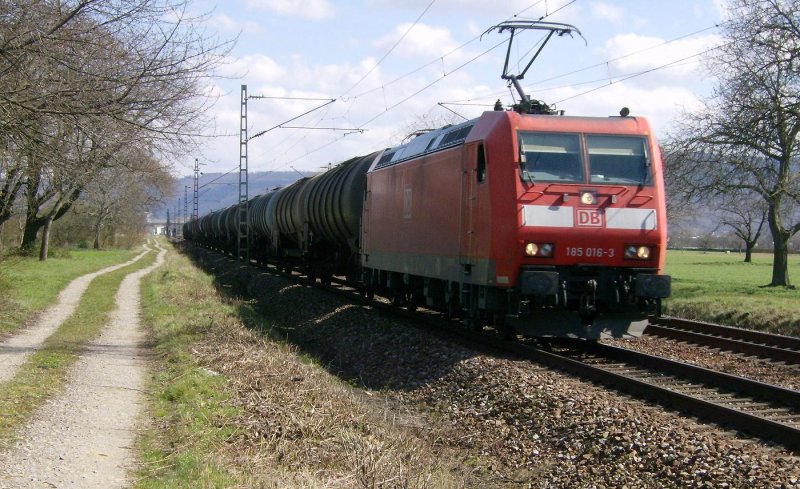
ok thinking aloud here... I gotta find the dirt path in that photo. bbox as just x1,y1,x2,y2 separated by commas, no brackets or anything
0,241,166,489
0,244,153,384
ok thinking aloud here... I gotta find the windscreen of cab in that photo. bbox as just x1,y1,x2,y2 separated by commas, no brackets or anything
519,132,651,186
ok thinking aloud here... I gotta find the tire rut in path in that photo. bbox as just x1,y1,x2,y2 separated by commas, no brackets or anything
0,244,154,384
0,242,166,489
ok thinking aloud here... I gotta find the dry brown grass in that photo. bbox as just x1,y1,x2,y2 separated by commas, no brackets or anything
193,314,473,488
143,247,479,488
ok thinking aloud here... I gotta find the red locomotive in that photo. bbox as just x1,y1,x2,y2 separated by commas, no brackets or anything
361,109,670,337
185,21,670,338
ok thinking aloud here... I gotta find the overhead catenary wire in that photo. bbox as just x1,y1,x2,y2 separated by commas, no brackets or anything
248,98,336,141
339,0,438,99
355,36,510,129
438,23,722,108
198,165,239,191
255,1,718,175
437,54,714,111
553,45,723,105
253,1,554,174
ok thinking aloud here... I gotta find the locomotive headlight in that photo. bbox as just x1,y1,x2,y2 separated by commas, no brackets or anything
625,245,651,259
580,191,596,205
524,242,553,257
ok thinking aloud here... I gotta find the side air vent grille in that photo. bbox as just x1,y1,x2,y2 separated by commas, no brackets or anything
438,125,473,148
375,151,396,169
371,121,474,171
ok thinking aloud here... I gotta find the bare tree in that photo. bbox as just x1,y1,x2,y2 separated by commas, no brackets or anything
0,0,234,242
0,142,25,227
20,116,122,257
718,191,769,262
666,0,800,287
83,149,173,249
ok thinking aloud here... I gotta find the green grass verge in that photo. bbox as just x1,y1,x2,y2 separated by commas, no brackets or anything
0,247,142,335
0,247,157,443
664,250,800,335
135,247,242,488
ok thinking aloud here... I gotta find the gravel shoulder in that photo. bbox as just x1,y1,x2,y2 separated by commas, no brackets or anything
0,242,165,489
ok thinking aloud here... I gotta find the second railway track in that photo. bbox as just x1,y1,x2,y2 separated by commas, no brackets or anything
646,316,800,364
326,273,800,450
528,339,800,449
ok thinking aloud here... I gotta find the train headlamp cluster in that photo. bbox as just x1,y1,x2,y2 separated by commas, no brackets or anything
580,191,596,205
625,245,651,260
524,242,553,257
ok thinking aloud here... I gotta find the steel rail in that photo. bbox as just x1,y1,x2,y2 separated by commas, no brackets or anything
572,340,800,406
371,309,800,450
647,317,800,364
336,287,800,450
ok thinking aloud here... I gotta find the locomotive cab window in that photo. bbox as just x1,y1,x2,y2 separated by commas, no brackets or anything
476,143,486,183
586,135,651,185
519,133,582,183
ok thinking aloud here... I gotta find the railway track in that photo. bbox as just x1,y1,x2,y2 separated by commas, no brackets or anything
328,280,800,449
527,339,800,449
193,248,800,450
347,291,800,449
646,316,800,364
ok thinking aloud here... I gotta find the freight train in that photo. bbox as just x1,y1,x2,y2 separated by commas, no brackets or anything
184,106,671,339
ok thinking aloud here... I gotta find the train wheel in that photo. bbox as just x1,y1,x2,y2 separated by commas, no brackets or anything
493,313,514,340
444,299,458,320
463,316,482,333
406,291,417,312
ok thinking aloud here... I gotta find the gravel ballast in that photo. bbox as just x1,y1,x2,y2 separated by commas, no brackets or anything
196,251,800,487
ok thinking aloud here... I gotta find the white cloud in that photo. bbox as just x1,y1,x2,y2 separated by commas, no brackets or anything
374,22,460,59
591,2,624,23
599,32,722,83
544,82,704,138
220,54,287,83
199,50,493,173
210,12,263,37
244,0,335,21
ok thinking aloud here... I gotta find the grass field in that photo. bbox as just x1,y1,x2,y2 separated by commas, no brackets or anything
0,248,142,336
663,250,800,336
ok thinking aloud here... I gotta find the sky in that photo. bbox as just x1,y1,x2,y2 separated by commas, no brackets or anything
179,0,727,178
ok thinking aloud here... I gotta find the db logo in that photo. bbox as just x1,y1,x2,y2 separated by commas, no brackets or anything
576,209,604,227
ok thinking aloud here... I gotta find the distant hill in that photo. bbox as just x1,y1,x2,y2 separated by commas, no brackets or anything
152,171,303,220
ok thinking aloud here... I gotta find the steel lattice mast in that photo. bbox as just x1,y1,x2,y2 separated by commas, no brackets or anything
237,85,249,263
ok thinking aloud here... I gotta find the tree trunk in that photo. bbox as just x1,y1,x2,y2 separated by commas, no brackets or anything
767,203,791,287
743,244,753,263
92,206,111,250
93,223,102,249
39,215,53,261
21,216,45,252
770,236,791,287
0,221,4,256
